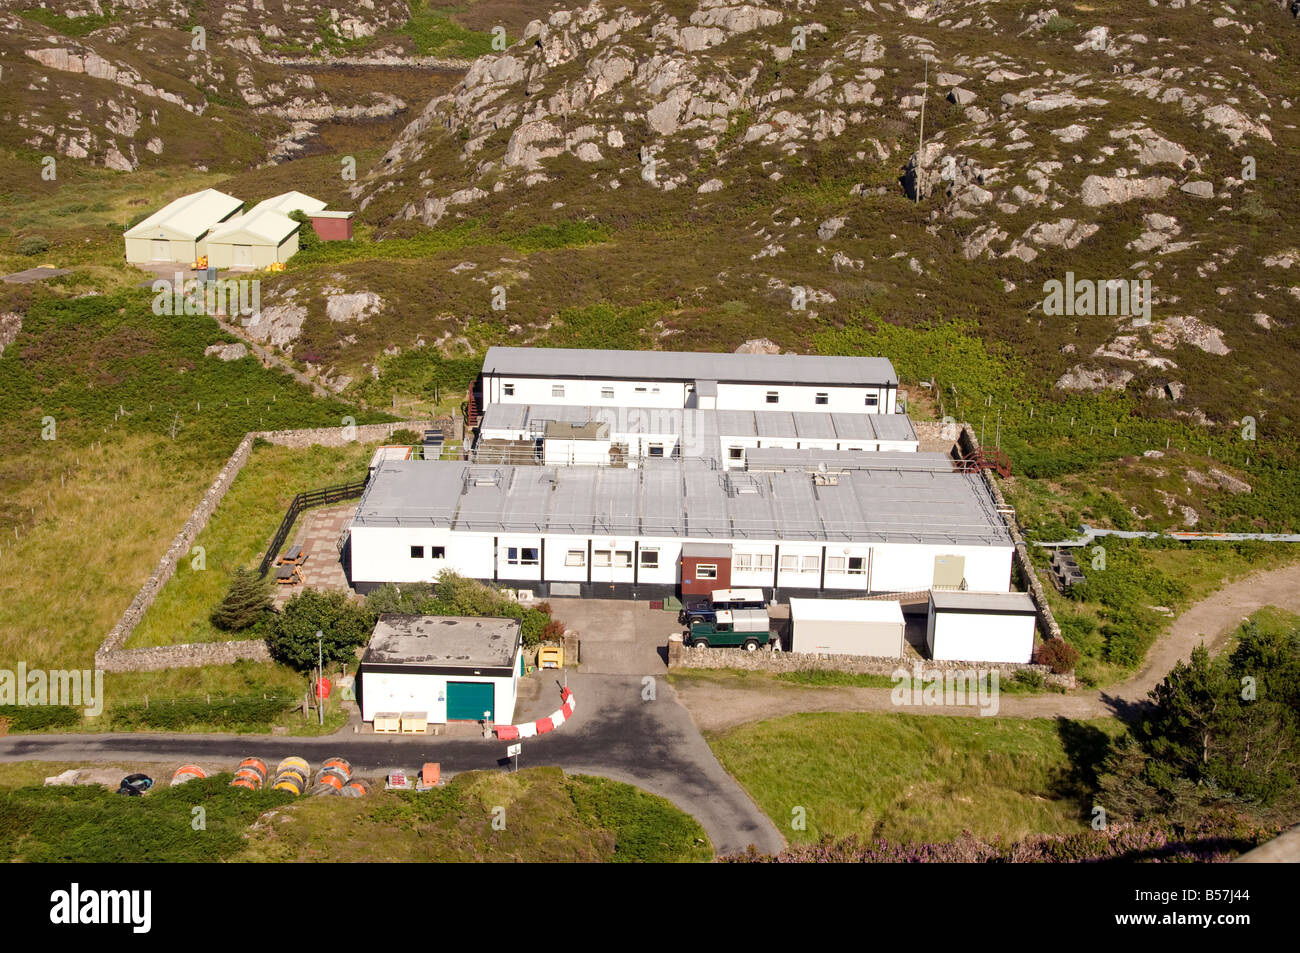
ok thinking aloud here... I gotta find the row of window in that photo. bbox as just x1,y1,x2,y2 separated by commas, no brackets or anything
501,383,663,400
499,381,882,407
733,553,866,574
410,546,446,559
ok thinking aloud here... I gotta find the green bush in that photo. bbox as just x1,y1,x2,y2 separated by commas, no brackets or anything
18,236,50,257
0,705,82,731
108,694,296,731
266,589,376,672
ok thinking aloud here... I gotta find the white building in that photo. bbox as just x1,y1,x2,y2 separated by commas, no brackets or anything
359,614,523,724
123,188,243,265
789,598,907,657
347,453,1014,601
926,590,1038,663
475,347,900,416
477,403,917,469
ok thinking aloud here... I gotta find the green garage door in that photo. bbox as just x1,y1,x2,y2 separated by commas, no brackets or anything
447,681,494,721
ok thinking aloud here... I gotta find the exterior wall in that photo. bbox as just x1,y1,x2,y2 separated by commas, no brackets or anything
276,231,299,264
350,529,1013,598
791,618,905,657
543,438,612,466
929,611,1036,664
484,375,690,409
482,375,897,414
125,236,198,264
869,543,1013,594
714,382,895,414
360,670,517,724
310,215,353,240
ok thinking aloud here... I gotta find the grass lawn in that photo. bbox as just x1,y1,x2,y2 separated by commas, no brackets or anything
709,711,1124,846
129,440,377,648
0,765,712,862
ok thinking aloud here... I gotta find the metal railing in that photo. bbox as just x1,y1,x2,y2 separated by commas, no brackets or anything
258,479,368,577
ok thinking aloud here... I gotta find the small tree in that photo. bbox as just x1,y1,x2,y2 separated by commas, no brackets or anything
1033,637,1079,674
287,209,320,251
266,589,375,672
210,567,273,631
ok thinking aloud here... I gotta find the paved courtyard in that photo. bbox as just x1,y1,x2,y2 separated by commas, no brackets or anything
272,503,355,606
546,598,679,675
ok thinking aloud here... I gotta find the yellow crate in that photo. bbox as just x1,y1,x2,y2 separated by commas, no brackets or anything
400,711,428,734
373,712,401,734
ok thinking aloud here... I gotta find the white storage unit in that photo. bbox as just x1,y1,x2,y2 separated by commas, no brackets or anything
123,188,243,264
359,614,523,725
789,598,906,657
926,590,1038,663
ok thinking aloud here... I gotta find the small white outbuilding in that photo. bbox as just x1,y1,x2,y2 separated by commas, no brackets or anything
359,614,523,725
926,590,1038,664
789,598,906,657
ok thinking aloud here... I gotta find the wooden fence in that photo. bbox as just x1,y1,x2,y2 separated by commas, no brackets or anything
258,479,367,577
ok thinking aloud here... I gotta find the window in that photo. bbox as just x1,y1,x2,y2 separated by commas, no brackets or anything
503,383,515,397
430,546,445,559
736,553,772,572
780,554,800,572
755,554,774,571
826,556,846,572
815,392,829,406
729,446,744,460
410,545,424,558
593,549,612,568
864,393,879,408
648,443,664,457
696,564,718,579
506,547,540,566
802,555,820,573
614,550,632,568
551,385,566,399
640,549,659,569
565,549,586,567
601,386,615,399
847,556,866,574
766,390,779,404
635,386,647,393
735,554,751,572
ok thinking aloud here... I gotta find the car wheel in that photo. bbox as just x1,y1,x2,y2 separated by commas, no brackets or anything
694,637,708,649
743,639,759,651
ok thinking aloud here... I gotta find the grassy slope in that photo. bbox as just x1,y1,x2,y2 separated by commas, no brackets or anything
128,441,376,648
710,711,1124,845
0,765,711,862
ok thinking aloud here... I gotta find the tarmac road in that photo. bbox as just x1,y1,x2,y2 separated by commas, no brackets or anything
0,672,785,859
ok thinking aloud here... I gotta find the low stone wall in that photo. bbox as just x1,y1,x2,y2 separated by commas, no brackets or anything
667,636,1074,689
96,639,272,673
95,419,429,673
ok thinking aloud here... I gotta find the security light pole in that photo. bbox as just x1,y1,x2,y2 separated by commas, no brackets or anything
316,629,324,726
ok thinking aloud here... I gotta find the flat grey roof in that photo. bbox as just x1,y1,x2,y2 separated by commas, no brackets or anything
353,457,1011,547
929,590,1037,613
482,346,898,386
479,403,917,447
745,449,956,471
363,614,521,669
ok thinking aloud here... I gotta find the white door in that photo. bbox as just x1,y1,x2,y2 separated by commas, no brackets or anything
233,244,253,268
151,239,169,260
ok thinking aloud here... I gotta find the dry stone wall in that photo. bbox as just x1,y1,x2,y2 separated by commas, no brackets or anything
95,420,430,673
666,635,1075,689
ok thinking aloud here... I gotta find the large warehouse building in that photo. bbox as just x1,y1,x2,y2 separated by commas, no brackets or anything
347,453,1014,600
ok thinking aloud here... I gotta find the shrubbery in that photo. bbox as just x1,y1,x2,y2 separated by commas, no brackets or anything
364,574,562,647
0,705,82,731
210,567,273,632
266,589,375,672
18,236,50,257
108,694,297,731
1032,637,1080,674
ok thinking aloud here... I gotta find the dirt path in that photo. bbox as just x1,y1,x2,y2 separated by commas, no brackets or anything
676,561,1300,733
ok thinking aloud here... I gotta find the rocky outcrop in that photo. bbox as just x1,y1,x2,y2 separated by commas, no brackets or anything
203,342,248,361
